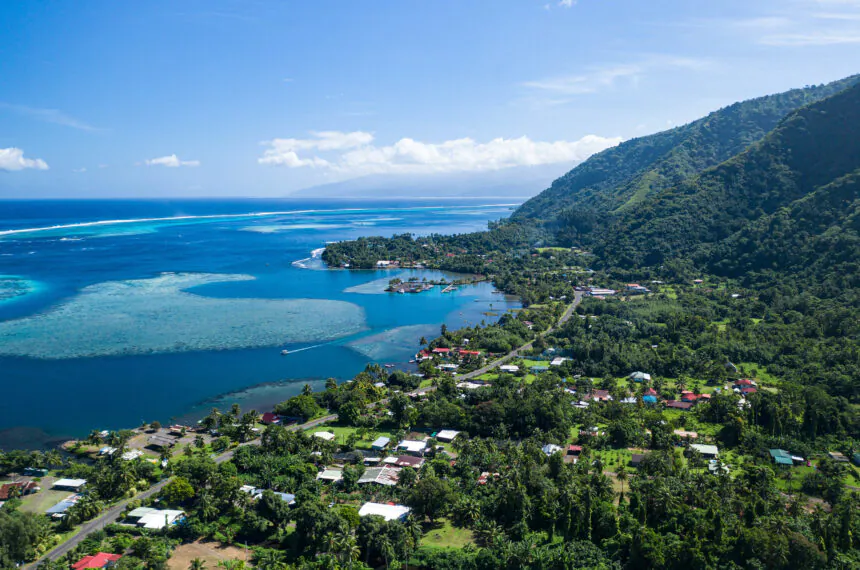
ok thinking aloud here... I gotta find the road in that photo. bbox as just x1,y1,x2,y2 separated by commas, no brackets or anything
31,293,582,566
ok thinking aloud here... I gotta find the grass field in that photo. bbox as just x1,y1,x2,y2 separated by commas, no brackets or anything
419,519,474,549
308,424,395,449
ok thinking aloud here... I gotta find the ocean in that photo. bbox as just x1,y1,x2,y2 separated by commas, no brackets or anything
0,198,521,450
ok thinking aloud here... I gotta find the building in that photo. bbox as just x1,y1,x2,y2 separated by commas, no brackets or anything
589,390,612,402
769,449,794,467
147,435,176,450
358,502,410,522
317,468,343,482
0,481,39,500
121,449,144,461
126,507,185,529
542,444,563,456
567,445,582,456
625,284,650,294
384,455,425,469
630,453,646,468
72,553,122,570
828,451,849,463
629,371,652,382
45,494,82,518
643,395,658,404
708,460,730,475
23,467,48,477
588,288,616,296
53,478,87,492
431,347,450,355
499,364,519,373
674,430,698,439
357,466,400,486
371,436,391,451
313,431,336,442
396,440,427,455
690,444,719,459
436,430,460,442
261,412,280,425
550,357,568,366
665,401,693,411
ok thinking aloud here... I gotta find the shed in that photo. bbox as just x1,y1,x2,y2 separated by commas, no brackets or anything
542,444,562,456
317,468,343,482
53,478,87,492
436,430,460,442
357,466,400,486
313,431,336,441
396,440,427,455
690,444,719,459
629,371,651,382
499,365,519,373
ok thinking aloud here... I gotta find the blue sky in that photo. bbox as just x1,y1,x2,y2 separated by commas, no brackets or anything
1,0,859,197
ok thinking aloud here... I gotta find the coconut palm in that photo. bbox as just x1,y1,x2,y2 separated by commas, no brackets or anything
188,558,207,570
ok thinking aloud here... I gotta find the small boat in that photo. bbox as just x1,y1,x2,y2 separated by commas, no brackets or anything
409,359,416,364
281,349,289,355
384,364,395,368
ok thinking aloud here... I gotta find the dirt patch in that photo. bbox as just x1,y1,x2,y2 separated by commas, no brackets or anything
169,540,250,569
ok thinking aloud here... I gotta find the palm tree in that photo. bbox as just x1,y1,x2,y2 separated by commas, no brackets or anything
617,464,629,498
419,336,427,346
189,558,207,570
302,384,313,396
216,561,246,570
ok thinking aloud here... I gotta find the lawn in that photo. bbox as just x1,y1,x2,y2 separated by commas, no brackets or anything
19,487,72,515
593,448,635,471
419,518,474,549
308,424,395,449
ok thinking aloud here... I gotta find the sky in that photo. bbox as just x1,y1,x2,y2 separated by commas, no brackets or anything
1,0,859,198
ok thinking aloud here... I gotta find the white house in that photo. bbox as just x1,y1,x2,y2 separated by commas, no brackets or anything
313,431,336,441
550,357,568,366
436,430,460,442
317,468,343,482
53,479,87,492
397,440,428,455
542,444,563,456
499,365,519,373
690,444,719,459
358,502,410,521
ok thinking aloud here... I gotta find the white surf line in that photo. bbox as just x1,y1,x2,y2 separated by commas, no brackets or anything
0,203,522,238
282,342,333,355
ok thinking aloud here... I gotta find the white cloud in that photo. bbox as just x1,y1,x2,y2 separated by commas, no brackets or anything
259,131,621,176
0,103,102,132
0,147,49,171
72,167,87,173
523,56,708,96
559,0,577,6
761,30,860,44
722,1,860,46
145,154,201,168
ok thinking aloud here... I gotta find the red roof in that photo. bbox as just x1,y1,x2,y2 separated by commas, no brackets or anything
741,387,758,394
458,350,480,356
0,481,38,500
736,379,753,386
568,445,582,454
432,348,450,353
261,412,280,424
645,388,657,396
73,553,122,570
698,393,711,399
666,401,693,410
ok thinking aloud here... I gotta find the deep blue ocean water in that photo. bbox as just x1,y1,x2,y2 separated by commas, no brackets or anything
0,198,520,449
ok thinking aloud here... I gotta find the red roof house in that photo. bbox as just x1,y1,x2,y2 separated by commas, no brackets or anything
0,481,39,500
741,387,758,394
645,388,657,396
73,553,122,570
736,379,754,386
261,412,280,425
665,401,693,411
567,445,582,455
432,348,450,354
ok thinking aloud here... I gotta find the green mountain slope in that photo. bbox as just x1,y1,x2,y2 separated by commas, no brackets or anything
594,81,860,271
512,75,860,243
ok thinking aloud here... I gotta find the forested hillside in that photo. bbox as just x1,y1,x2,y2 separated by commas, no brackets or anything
594,81,860,273
513,75,860,246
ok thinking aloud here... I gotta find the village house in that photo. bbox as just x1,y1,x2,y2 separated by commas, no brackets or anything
371,436,391,451
396,439,428,455
317,468,343,482
53,478,87,492
357,466,400,486
260,412,280,425
542,444,563,456
72,553,122,570
358,502,410,522
313,431,336,442
499,364,519,373
384,455,425,469
436,429,460,442
0,481,39,500
126,507,186,530
629,371,651,382
46,494,83,518
665,401,693,411
690,444,719,459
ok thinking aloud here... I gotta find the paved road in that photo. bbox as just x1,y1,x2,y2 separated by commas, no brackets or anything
32,293,583,566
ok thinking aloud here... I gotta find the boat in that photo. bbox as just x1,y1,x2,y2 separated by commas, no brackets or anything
384,364,395,368
281,350,289,355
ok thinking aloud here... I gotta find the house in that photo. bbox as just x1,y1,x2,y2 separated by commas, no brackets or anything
375,260,392,268
589,390,612,402
358,502,410,522
740,387,758,395
625,284,650,294
642,395,658,404
690,444,719,459
542,444,563,456
734,379,755,387
438,363,459,372
384,455,425,469
630,454,646,468
621,397,638,404
693,279,704,284
53,478,87,492
121,449,144,461
99,446,117,456
371,436,391,451
674,430,698,439
457,381,485,390
769,449,794,467
828,451,849,463
45,494,82,518
436,430,460,442
0,481,39,500
645,387,657,396
550,357,568,366
431,347,451,355
317,468,343,482
397,440,428,455
137,509,185,530
72,553,122,570
588,288,616,296
477,472,500,485
147,435,176,450
261,412,280,425
23,467,48,477
357,466,400,486
499,365,519,373
665,401,693,411
567,445,582,456
629,371,652,382
313,431,336,442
